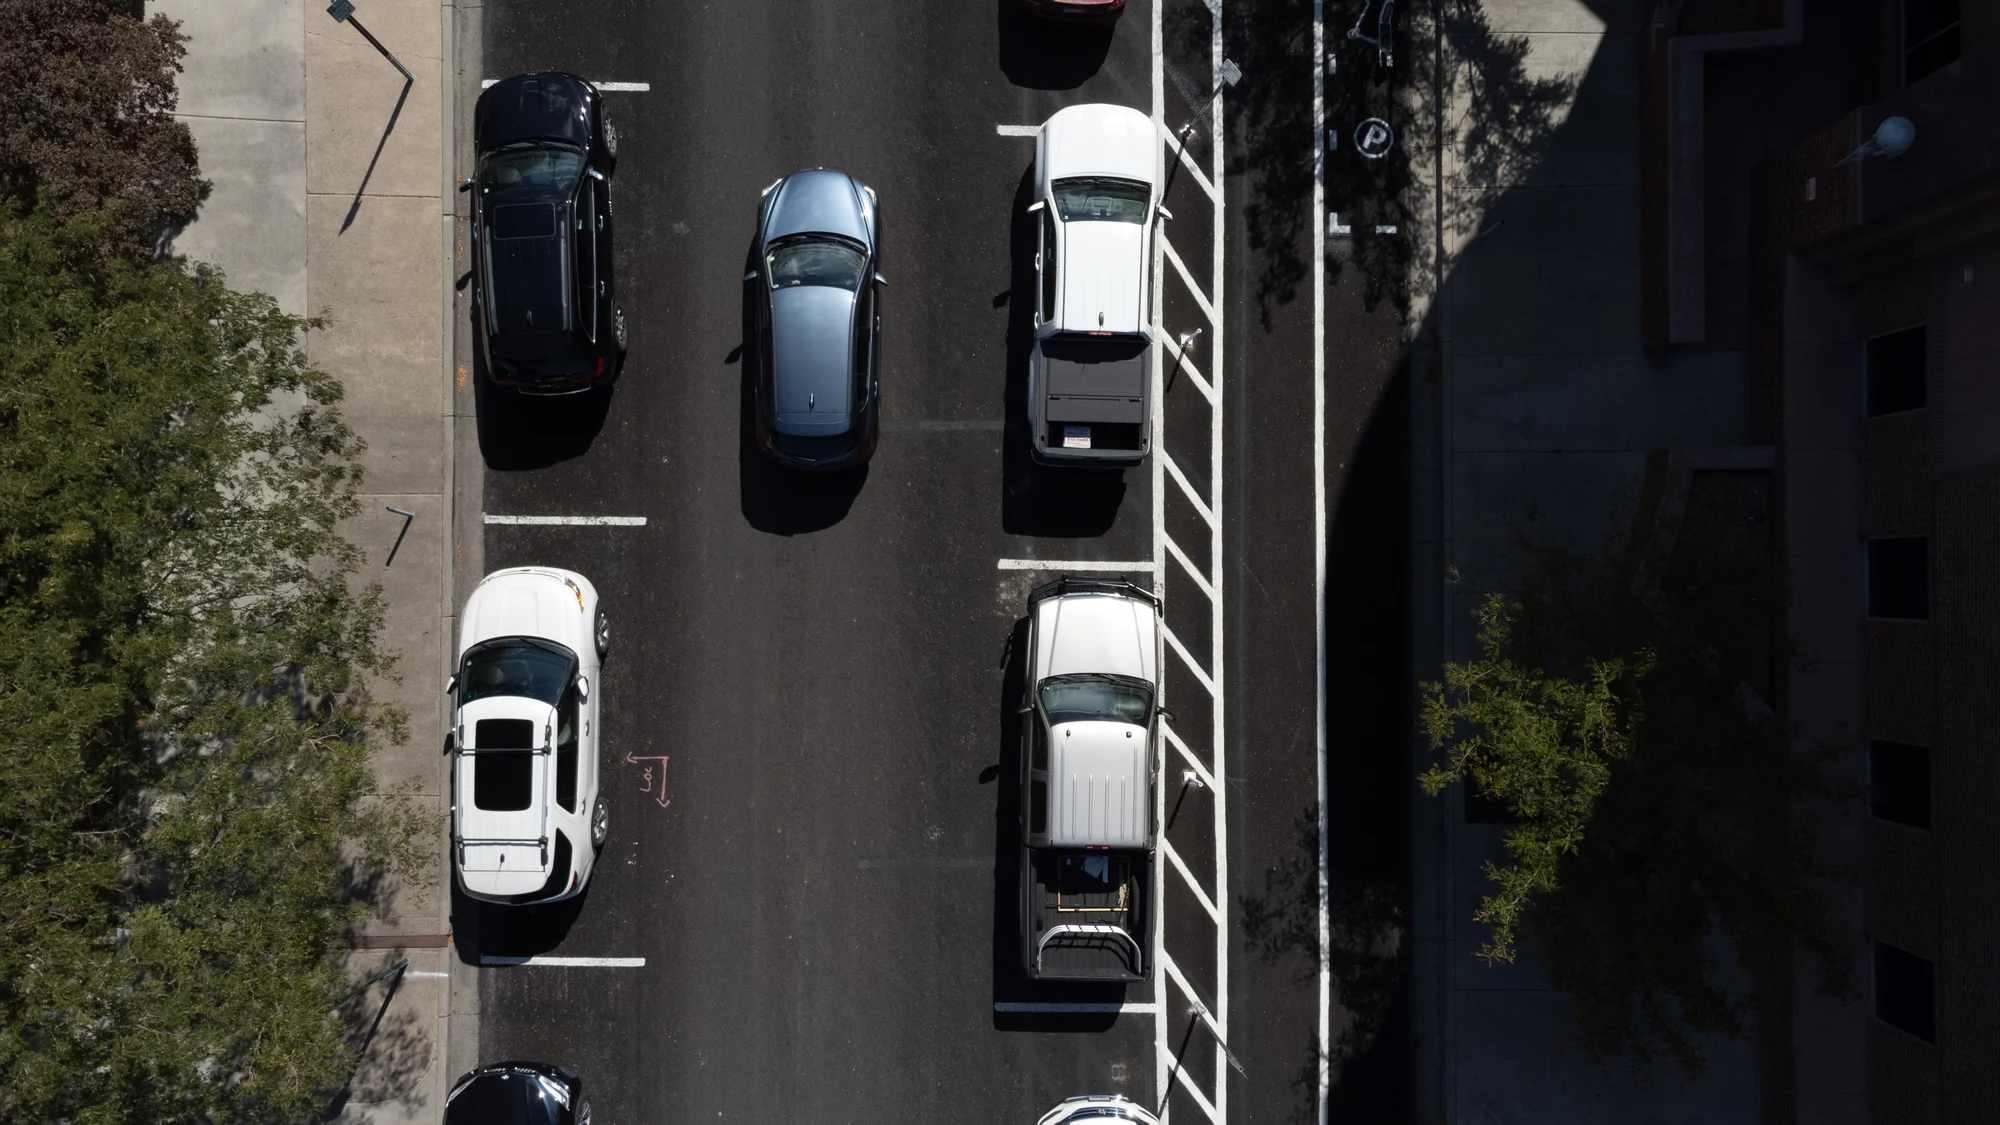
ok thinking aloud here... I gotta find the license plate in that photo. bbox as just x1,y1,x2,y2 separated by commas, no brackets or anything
1062,426,1092,449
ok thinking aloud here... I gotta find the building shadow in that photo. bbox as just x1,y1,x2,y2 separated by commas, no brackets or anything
734,256,869,534
989,615,1128,1032
471,329,615,471
998,2,1118,90
1000,165,1130,537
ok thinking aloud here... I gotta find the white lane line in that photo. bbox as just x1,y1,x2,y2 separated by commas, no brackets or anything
996,558,1158,572
1163,624,1218,698
996,124,1039,137
1163,330,1219,405
484,514,647,526
1161,236,1220,327
995,1001,1160,1014
1160,950,1223,1041
1159,120,1220,203
1164,534,1216,602
1163,721,1217,790
478,956,645,968
1150,1,1171,1117
1161,451,1217,527
481,79,650,91
405,970,450,979
1162,838,1222,925
1157,1040,1223,1124
1312,3,1332,1122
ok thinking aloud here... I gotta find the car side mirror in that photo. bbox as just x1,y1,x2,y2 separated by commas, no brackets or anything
1017,702,1034,715
1026,200,1046,214
458,176,474,193
577,677,590,702
744,270,758,282
874,273,889,287
445,674,458,695
1156,205,1174,223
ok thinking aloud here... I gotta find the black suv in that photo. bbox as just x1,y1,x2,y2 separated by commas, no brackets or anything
468,73,624,394
444,1062,588,1125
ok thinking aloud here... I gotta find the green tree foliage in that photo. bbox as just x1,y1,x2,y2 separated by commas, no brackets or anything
0,202,430,1121
0,0,203,261
1421,494,1851,1077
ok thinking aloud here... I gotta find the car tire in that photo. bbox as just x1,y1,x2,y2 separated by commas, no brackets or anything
594,609,610,658
602,115,619,164
611,305,628,355
577,1101,592,1125
590,796,609,850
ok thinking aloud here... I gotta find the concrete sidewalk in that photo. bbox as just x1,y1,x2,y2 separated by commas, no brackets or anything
1405,0,1756,1121
158,0,460,1121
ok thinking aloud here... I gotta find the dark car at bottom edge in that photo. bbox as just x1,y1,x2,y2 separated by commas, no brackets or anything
444,1062,588,1125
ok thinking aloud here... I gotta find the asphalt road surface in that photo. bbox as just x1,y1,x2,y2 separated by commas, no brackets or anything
456,0,1409,1121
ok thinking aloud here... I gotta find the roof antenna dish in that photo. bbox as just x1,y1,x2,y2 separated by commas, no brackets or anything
1837,116,1916,166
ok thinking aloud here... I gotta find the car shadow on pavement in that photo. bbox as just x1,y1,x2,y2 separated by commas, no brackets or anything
471,331,616,471
990,616,1128,1032
735,265,868,534
1000,166,1129,538
447,875,591,967
998,2,1117,90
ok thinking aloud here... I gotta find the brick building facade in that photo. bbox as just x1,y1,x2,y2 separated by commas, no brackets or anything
1658,0,1996,1119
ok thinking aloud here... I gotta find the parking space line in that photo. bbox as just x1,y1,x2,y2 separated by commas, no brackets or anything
1161,237,1219,327
1156,1042,1223,1124
1159,951,1223,1040
996,558,1158,572
484,514,647,526
1159,122,1220,203
1311,6,1332,1122
1163,722,1217,790
1163,838,1222,924
996,124,1038,137
1161,452,1216,527
478,956,646,968
1162,625,1217,698
1162,332,1218,405
480,79,650,91
995,1001,1161,1014
1164,535,1215,601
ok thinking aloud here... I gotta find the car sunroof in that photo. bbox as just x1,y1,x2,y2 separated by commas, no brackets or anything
492,203,556,239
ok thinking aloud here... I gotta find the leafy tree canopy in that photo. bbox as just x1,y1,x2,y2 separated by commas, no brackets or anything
1421,484,1852,1077
0,202,428,1122
0,0,203,261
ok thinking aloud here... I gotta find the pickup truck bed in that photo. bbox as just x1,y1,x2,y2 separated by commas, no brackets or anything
1022,847,1151,980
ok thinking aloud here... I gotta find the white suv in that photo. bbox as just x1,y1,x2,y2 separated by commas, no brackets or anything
450,567,610,905
1028,103,1165,467
1038,1095,1161,1125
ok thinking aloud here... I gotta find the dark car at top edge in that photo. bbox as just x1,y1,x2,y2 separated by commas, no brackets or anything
746,168,885,471
469,73,625,395
1023,0,1125,21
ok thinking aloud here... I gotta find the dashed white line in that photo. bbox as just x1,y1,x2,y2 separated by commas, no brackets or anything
995,1001,1160,1014
996,124,1039,136
996,558,1158,572
481,79,650,91
478,956,646,968
484,514,647,526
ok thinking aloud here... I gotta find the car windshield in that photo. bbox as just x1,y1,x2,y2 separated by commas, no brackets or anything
1040,674,1154,726
1052,177,1150,224
459,639,575,707
478,146,585,195
767,238,866,291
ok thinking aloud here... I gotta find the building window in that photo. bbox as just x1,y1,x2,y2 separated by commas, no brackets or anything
1874,941,1936,1042
1867,538,1929,619
1870,740,1931,829
1866,324,1927,416
1904,0,1960,83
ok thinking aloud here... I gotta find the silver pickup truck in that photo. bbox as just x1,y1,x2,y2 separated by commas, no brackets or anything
1018,576,1162,981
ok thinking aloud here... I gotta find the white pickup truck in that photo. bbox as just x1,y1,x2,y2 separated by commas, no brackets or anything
1018,576,1163,981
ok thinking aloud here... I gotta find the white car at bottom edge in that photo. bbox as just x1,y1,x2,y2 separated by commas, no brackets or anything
450,567,610,905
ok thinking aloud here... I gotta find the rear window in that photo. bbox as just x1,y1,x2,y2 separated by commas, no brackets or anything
493,203,556,239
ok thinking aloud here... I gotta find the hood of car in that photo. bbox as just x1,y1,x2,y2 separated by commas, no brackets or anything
476,73,593,151
454,695,554,878
1035,592,1157,682
1047,720,1151,848
765,169,870,244
1056,221,1145,335
1042,103,1156,185
461,569,588,654
770,286,855,433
